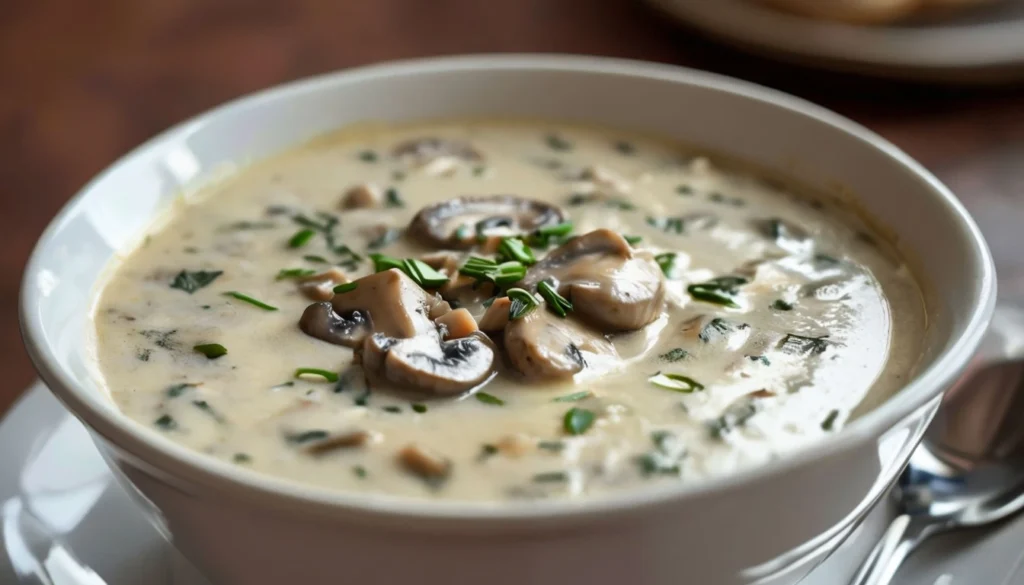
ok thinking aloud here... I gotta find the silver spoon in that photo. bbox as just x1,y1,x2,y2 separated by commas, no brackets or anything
851,304,1024,585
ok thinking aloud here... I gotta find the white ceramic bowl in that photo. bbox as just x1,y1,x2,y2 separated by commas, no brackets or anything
20,55,995,585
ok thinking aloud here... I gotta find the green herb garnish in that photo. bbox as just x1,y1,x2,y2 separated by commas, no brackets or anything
383,406,402,413
166,383,197,398
654,253,676,277
353,465,368,478
287,430,330,444
553,391,591,402
479,444,499,460
821,410,840,431
192,400,225,423
675,185,694,196
646,216,685,234
545,133,573,151
659,348,688,362
780,334,832,356
649,373,705,393
369,253,404,273
276,268,317,280
223,291,278,311
698,318,746,343
772,299,794,311
333,282,358,294
498,238,537,265
155,414,177,430
170,270,223,294
294,368,339,382
303,255,329,264
708,192,745,207
748,355,771,366
533,471,569,483
624,235,643,245
708,400,758,439
193,343,227,359
506,288,539,320
460,257,526,286
526,221,574,247
537,440,565,452
538,280,573,318
233,453,251,464
288,228,317,249
412,403,428,413
563,407,596,435
403,258,449,288
475,392,505,406
687,276,749,308
384,188,404,208
358,150,378,162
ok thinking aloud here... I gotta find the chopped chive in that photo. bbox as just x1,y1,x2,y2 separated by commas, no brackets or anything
166,382,197,398
687,276,748,308
563,407,595,435
288,228,316,249
675,185,694,196
536,221,573,238
412,403,428,413
276,268,317,280
193,343,227,359
545,133,573,151
647,216,686,234
294,368,339,382
403,258,449,288
333,282,358,294
655,252,676,277
659,348,689,362
155,414,177,430
475,392,505,406
232,453,251,464
699,318,746,343
460,257,526,286
383,405,402,413
287,430,330,444
384,188,404,208
624,235,643,245
369,253,404,273
303,255,329,264
498,238,537,265
223,291,278,311
537,440,565,452
780,334,832,356
358,150,378,162
479,444,499,460
538,280,573,318
553,391,591,402
533,471,569,483
708,192,745,207
192,400,225,423
748,355,771,366
821,410,840,431
506,288,539,320
649,372,705,393
354,387,371,407
170,270,223,294
353,465,368,478
772,299,794,311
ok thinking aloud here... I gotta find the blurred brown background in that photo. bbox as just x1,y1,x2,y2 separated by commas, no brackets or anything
3,0,1024,414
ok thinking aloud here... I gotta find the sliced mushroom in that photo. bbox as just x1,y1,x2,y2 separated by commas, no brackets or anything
408,195,566,249
299,302,372,348
393,138,482,165
297,268,349,302
523,229,665,332
340,183,382,210
305,431,374,456
504,307,619,380
398,443,451,485
477,297,512,331
435,308,479,340
330,269,434,339
363,331,496,395
426,293,453,319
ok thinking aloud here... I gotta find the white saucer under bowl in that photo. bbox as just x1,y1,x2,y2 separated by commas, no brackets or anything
2,383,1023,584
646,0,1024,83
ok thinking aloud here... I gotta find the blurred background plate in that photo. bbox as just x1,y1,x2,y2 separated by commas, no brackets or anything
645,0,1024,83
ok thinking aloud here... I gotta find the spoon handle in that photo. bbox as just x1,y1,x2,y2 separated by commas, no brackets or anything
849,514,922,585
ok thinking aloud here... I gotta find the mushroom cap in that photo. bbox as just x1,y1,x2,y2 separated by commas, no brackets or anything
298,302,372,348
504,307,619,381
523,229,666,332
407,195,566,249
330,269,434,339
364,331,496,396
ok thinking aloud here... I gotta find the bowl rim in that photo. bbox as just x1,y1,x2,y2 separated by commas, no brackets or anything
19,53,996,527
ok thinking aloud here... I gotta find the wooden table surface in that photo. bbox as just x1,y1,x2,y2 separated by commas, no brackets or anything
3,0,1024,415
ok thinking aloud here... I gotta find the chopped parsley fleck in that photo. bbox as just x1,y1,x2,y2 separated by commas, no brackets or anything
659,348,689,362
624,234,643,245
553,391,592,402
698,318,746,343
354,388,371,407
303,255,329,264
687,276,749,308
479,444,499,460
383,405,402,414
193,343,227,359
708,192,745,207
333,282,358,294
170,270,223,294
294,368,339,383
538,280,573,318
412,403,428,414
646,216,685,234
232,453,252,464
221,220,276,231
498,238,537,265
276,268,317,280
708,400,758,440
563,407,596,435
384,188,404,208
748,355,771,366
472,165,487,177
192,400,225,423
533,471,569,483
506,288,539,320
223,291,278,311
544,133,573,151
649,372,705,393
475,392,505,406
357,150,378,162
137,349,152,362
772,299,794,311
822,410,840,431
537,440,565,452
287,430,330,444
654,252,676,277
353,465,368,478
675,185,694,196
165,383,197,398
155,414,177,430
288,228,317,249
779,334,832,356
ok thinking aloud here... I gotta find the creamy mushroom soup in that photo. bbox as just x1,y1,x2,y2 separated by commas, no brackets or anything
94,121,926,502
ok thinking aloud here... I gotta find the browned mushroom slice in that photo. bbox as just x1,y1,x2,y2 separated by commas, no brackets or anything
299,302,372,348
435,308,479,340
523,229,665,331
363,331,496,395
297,268,349,301
504,307,619,380
340,183,382,210
392,138,482,165
398,444,451,486
477,297,512,331
408,195,566,249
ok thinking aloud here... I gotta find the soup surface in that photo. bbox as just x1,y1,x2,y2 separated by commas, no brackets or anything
94,121,926,502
